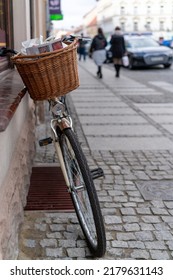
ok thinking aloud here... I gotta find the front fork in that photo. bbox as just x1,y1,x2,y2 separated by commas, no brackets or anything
50,117,72,190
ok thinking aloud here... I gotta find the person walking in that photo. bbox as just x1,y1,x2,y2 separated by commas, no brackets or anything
89,28,107,79
110,26,126,78
78,33,86,61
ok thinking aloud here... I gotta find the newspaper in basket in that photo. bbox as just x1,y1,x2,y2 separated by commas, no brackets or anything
11,39,79,101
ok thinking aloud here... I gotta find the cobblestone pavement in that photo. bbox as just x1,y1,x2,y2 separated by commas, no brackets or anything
18,60,173,260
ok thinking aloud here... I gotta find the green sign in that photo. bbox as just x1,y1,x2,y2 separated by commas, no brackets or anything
50,14,63,20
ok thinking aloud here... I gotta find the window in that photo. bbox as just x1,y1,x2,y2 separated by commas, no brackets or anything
134,22,138,31
160,21,164,31
0,0,13,72
147,5,151,14
120,6,125,15
160,5,164,14
146,21,151,31
121,22,125,32
134,6,138,15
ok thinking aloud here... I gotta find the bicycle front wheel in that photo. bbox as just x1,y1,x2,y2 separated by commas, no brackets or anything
60,128,106,257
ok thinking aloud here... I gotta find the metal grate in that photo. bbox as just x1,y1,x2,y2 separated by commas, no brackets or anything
25,167,74,211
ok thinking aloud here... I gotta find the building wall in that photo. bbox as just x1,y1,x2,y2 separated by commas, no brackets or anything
12,0,31,51
31,0,48,40
83,7,98,37
0,0,48,259
96,0,173,39
0,94,35,259
97,0,114,37
12,0,48,52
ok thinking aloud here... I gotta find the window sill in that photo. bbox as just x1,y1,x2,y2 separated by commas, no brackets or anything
0,57,9,73
0,69,27,132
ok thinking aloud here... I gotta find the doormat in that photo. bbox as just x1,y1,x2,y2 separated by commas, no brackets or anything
25,167,74,211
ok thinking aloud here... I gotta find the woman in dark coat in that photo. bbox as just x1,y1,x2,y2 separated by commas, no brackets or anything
90,28,107,78
110,26,126,77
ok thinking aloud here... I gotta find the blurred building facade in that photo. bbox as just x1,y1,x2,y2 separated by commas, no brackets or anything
83,6,98,37
70,0,173,39
96,0,173,39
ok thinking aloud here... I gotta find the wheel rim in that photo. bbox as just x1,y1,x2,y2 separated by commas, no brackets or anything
71,190,97,248
62,135,98,248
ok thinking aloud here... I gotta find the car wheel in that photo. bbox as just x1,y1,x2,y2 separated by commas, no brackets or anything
164,64,171,68
128,57,134,70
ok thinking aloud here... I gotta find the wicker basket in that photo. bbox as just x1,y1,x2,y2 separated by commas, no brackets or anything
11,39,79,101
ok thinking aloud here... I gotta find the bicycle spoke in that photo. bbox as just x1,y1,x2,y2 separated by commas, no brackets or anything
60,129,106,257
62,136,97,245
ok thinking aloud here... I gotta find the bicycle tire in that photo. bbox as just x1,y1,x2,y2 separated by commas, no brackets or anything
59,128,106,257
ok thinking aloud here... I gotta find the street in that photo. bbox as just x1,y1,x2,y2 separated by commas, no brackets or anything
108,63,173,90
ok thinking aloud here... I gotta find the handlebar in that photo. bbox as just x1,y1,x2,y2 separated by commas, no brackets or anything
0,47,17,57
62,35,91,43
0,35,91,57
44,34,91,43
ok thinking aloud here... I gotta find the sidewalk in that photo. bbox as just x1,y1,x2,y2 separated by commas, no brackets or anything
18,59,173,260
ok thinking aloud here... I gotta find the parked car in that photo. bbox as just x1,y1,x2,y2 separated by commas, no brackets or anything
125,36,173,69
105,43,113,63
85,40,92,56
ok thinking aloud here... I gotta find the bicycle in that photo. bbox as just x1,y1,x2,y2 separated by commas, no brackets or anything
0,36,106,257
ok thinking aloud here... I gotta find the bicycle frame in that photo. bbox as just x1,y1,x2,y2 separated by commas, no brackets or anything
49,98,73,190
